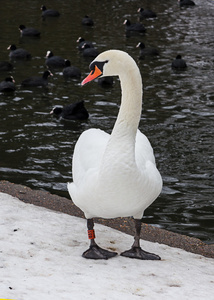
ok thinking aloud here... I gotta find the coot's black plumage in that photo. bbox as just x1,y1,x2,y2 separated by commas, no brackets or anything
0,76,15,92
123,19,146,33
98,76,114,88
81,15,94,26
0,61,13,72
77,37,94,51
82,44,99,58
41,5,60,17
138,8,157,19
50,101,89,120
45,51,66,69
171,55,187,69
136,42,159,58
7,44,31,60
19,25,41,37
179,0,195,6
63,60,81,78
21,70,52,87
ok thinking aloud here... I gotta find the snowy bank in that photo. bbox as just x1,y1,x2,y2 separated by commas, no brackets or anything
1,192,213,300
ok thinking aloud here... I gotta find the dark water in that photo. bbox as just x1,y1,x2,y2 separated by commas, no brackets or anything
0,0,213,243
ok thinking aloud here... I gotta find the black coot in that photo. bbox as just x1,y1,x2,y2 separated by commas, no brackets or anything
77,37,94,51
45,51,66,69
98,77,114,88
138,8,157,19
7,44,31,60
171,55,187,69
136,42,159,58
81,15,94,26
123,19,146,33
41,5,60,17
63,60,81,78
21,70,52,87
0,76,16,92
179,0,195,6
50,101,89,120
82,44,99,58
19,25,41,37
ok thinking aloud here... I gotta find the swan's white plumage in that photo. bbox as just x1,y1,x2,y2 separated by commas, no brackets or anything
68,50,162,220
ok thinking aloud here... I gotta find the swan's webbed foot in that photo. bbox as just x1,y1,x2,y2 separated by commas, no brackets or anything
120,247,161,260
83,218,117,259
82,245,118,260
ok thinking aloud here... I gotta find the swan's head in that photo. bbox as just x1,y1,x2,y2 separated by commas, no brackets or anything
81,50,135,85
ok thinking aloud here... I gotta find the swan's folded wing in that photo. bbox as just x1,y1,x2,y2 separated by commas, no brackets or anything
71,128,110,184
135,130,156,169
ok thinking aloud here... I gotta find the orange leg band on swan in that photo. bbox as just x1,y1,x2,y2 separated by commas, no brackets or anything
88,229,95,240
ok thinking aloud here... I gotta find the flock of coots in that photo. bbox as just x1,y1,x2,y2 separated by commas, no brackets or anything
0,1,195,120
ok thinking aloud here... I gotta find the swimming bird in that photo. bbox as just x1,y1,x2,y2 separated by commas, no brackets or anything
0,76,15,92
82,44,99,58
178,0,195,6
21,70,52,87
7,44,31,60
45,51,66,69
98,76,114,88
138,8,157,19
136,42,159,58
63,60,81,78
41,5,60,17
77,37,94,51
171,55,187,69
19,25,41,37
123,19,146,33
50,101,89,120
68,50,162,260
81,15,94,26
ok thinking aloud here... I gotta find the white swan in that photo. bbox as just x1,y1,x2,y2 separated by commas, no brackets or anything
68,50,162,260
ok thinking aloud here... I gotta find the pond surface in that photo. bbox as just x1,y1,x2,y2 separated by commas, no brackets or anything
0,0,213,243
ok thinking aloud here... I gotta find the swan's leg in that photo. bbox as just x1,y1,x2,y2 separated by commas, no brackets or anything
120,219,161,260
82,218,118,260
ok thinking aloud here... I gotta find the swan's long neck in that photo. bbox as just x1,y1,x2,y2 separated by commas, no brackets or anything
116,66,142,136
103,60,142,164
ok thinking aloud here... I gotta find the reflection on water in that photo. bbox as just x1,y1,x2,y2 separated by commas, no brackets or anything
0,0,213,243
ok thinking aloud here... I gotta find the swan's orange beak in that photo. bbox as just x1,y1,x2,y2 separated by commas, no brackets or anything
81,65,102,85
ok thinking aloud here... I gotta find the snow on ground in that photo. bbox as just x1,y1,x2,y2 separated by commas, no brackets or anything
0,192,213,300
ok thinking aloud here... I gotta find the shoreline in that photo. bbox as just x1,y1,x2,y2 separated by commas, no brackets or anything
0,180,213,259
